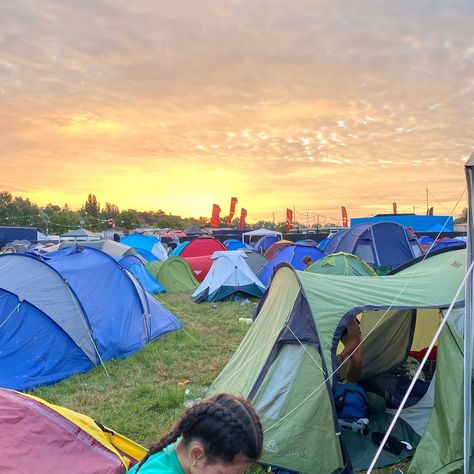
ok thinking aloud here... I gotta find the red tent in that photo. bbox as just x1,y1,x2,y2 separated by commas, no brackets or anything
180,237,226,281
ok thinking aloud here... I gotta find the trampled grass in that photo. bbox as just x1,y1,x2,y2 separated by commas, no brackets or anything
32,293,411,474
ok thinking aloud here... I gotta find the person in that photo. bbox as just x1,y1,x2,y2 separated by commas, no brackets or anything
337,317,363,383
302,256,313,269
130,393,263,474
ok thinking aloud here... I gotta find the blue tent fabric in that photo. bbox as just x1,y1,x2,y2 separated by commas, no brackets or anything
254,235,279,254
121,234,168,262
430,239,466,253
170,240,190,256
322,222,422,270
258,245,325,286
224,239,250,251
318,238,330,250
0,247,181,390
350,214,454,232
119,255,165,293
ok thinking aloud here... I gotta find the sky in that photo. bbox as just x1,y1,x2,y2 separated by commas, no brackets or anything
1,0,473,224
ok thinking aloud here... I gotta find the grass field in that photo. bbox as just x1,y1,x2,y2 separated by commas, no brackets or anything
33,293,409,474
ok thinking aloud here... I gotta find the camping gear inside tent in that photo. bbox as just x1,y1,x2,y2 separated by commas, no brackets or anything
176,237,227,282
121,234,168,262
224,238,250,251
306,252,376,276
242,248,268,276
0,388,146,473
146,257,199,293
209,249,466,473
258,244,325,286
119,254,165,293
263,240,293,260
0,247,182,390
192,251,266,303
253,235,280,254
323,221,423,272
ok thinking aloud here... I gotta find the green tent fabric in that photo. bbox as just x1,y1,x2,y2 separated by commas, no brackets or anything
306,252,376,276
147,257,198,293
209,249,467,474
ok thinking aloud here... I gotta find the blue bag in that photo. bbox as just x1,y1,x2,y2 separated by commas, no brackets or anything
334,383,368,420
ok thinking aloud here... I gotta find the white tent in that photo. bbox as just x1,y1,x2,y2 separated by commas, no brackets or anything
192,250,266,303
241,228,282,243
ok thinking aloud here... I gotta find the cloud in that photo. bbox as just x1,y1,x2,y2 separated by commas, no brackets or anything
0,0,473,221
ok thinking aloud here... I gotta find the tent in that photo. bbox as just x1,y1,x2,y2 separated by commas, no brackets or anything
242,229,282,244
146,257,199,293
306,252,377,276
175,237,227,282
184,226,208,236
0,247,182,390
258,244,325,286
60,228,100,241
429,238,466,253
41,239,146,262
192,251,266,303
0,388,146,473
121,234,168,262
263,240,294,260
224,238,250,251
210,249,466,473
242,249,269,276
119,254,165,293
253,235,280,254
323,222,423,272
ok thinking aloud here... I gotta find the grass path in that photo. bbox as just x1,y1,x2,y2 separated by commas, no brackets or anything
33,293,409,473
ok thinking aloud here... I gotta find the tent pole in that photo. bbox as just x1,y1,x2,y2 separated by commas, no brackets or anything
464,152,474,474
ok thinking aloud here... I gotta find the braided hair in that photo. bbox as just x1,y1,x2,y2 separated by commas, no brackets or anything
135,393,263,472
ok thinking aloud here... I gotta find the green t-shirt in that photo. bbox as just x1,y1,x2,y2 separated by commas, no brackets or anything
128,442,184,474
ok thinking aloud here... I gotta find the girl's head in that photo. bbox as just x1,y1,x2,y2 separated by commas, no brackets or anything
136,393,263,473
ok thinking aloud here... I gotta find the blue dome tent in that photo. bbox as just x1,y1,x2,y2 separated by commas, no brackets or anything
258,244,325,286
323,222,422,271
0,247,181,390
121,234,168,262
119,254,166,293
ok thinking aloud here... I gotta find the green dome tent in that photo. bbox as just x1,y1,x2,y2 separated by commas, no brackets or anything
146,256,198,293
306,252,376,276
209,249,467,473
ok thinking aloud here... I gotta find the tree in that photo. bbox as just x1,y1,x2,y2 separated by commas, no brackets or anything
454,208,467,224
84,194,100,217
119,209,140,231
102,202,120,219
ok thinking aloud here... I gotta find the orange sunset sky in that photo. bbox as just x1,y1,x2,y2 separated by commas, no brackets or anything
1,0,473,224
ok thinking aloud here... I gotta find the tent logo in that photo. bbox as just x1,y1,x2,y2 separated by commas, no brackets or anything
265,440,279,453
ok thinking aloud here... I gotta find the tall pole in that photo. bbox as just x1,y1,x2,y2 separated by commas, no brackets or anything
426,188,429,215
464,153,474,474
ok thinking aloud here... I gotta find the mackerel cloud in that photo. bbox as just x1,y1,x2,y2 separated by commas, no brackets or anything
1,0,473,221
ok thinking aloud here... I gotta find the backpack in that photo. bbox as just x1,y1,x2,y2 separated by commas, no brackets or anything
334,383,368,420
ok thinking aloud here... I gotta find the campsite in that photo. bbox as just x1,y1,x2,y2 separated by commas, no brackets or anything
2,2,474,473
0,196,472,473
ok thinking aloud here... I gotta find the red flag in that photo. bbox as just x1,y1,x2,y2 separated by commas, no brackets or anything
239,208,247,230
210,204,221,228
341,206,348,227
227,197,238,225
286,208,293,231
393,202,398,215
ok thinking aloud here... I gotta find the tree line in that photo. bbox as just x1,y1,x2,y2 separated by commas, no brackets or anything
0,192,206,234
